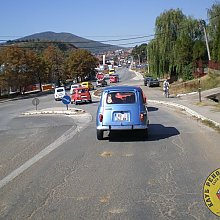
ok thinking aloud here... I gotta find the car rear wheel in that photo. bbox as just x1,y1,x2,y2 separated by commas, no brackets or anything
97,130,103,140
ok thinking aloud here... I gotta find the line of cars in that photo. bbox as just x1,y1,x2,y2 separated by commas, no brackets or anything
54,81,94,104
54,75,119,105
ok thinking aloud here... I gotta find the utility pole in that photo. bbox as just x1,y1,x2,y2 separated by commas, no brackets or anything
147,46,150,74
200,20,211,61
137,54,140,66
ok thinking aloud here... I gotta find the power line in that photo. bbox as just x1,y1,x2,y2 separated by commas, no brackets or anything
0,13,219,50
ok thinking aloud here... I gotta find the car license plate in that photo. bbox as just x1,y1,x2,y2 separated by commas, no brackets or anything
114,112,129,121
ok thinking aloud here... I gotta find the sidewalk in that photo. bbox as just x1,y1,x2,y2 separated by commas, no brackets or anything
148,87,220,129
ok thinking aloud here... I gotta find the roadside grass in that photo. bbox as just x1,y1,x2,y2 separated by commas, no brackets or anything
170,70,220,95
212,103,220,112
200,119,220,133
195,101,220,112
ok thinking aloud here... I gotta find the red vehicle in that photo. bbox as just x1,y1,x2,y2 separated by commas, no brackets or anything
71,87,92,105
110,74,119,83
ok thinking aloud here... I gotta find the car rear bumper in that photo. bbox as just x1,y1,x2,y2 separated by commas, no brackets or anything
76,99,90,102
96,124,148,131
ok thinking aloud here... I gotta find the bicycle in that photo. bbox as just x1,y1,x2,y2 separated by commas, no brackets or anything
163,88,169,98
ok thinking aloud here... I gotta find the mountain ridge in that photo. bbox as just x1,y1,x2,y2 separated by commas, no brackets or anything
17,31,124,54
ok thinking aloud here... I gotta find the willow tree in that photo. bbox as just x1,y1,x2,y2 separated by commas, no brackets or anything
208,2,220,61
153,9,186,78
148,40,160,77
175,17,203,79
148,8,204,80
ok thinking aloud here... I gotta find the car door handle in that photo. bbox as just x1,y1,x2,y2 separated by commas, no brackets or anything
105,108,112,110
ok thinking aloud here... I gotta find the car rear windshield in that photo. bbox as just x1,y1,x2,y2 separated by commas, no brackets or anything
106,92,135,104
57,89,64,92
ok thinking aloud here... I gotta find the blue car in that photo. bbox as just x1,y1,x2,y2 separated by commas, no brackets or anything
96,86,149,140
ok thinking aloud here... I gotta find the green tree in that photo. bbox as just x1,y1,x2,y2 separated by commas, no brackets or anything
153,9,186,77
207,2,220,61
193,40,207,61
148,9,204,80
131,44,148,64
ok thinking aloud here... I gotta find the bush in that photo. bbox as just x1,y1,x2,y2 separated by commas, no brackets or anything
182,64,194,81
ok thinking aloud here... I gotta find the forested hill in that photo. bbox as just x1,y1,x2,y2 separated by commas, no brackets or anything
15,31,123,54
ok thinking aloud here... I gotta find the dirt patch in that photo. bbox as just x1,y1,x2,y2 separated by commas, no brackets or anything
100,151,113,157
109,208,127,214
100,194,110,203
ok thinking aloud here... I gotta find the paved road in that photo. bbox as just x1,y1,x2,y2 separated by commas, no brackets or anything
0,67,220,219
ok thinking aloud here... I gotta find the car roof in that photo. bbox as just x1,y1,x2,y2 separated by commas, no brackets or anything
74,87,88,90
102,85,142,92
55,87,65,90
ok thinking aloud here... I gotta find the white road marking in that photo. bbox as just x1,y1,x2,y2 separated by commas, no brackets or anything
0,113,92,190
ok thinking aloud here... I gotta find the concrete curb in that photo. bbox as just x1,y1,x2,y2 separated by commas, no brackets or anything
22,108,85,116
148,99,220,128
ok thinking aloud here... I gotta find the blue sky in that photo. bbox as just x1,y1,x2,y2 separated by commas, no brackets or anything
0,0,217,47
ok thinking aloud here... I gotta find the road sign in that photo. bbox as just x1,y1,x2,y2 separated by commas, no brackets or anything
96,72,104,80
62,95,71,105
32,98,40,110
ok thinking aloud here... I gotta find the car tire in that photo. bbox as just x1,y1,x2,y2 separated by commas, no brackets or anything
97,130,103,140
75,101,78,105
89,99,92,103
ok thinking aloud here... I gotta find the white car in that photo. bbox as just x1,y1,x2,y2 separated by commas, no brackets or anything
70,84,82,94
54,87,66,101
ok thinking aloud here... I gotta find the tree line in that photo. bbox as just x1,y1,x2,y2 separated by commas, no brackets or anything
0,44,98,95
132,2,220,81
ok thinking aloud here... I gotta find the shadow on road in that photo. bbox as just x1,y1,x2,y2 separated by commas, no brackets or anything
147,124,180,141
108,130,148,142
147,106,159,112
106,124,179,142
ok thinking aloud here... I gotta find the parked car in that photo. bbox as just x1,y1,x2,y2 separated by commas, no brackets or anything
96,79,107,87
80,81,94,90
96,86,149,140
71,87,92,105
147,78,160,87
144,76,153,86
110,74,119,83
54,87,66,101
70,84,82,94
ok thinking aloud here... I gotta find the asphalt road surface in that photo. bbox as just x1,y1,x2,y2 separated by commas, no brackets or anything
0,67,220,219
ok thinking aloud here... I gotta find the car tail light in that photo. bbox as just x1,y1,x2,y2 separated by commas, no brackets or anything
140,113,145,122
99,114,103,122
